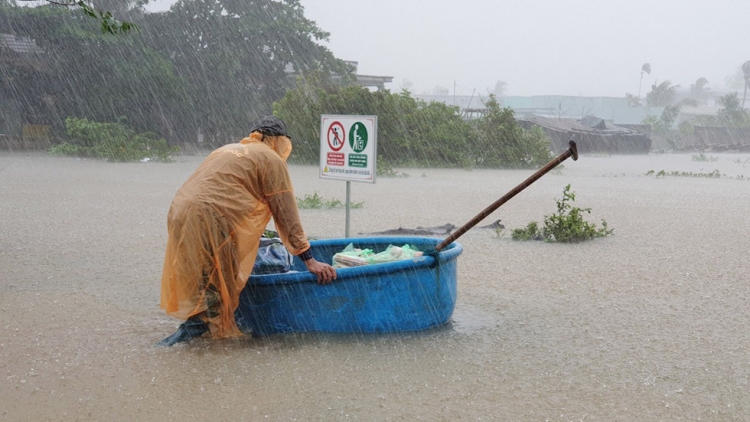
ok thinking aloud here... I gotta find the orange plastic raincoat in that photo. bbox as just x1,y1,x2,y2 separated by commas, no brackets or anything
160,132,309,338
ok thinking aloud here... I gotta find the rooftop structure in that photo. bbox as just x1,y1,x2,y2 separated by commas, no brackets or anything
285,60,393,91
0,34,43,54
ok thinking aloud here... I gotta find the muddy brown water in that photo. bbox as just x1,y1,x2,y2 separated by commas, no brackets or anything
1,152,749,421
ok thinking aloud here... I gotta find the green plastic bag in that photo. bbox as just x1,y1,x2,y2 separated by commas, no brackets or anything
332,243,423,268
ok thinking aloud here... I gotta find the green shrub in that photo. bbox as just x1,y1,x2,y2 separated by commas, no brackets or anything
647,169,725,178
48,117,179,162
691,153,718,162
472,95,553,168
509,185,613,242
296,192,363,209
510,221,543,241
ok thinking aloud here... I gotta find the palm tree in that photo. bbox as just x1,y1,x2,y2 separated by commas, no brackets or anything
742,60,750,109
690,77,709,100
646,80,678,107
638,63,651,100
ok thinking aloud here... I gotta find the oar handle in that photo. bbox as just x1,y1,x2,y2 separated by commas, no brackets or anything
435,140,578,251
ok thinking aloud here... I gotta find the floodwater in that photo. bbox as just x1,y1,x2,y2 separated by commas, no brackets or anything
1,151,749,421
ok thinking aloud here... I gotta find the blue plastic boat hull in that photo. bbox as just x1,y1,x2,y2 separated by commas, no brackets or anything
235,237,462,336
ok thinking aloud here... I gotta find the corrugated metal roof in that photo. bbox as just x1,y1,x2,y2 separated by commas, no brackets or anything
518,114,652,154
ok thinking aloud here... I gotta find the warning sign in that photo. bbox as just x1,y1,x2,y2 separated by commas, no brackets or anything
319,115,377,183
327,121,345,152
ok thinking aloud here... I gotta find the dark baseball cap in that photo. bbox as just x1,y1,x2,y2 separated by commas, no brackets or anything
250,115,290,138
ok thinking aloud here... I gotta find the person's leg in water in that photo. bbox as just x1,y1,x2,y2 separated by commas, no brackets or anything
157,269,224,347
158,212,241,346
156,312,210,347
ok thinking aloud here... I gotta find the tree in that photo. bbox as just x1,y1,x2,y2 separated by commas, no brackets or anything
660,104,681,128
273,73,474,167
646,80,678,107
87,0,149,15
489,80,507,97
1,0,353,145
642,102,683,135
472,95,552,168
142,0,351,142
717,92,750,127
274,82,553,169
625,93,641,107
638,63,650,99
17,0,142,34
725,66,745,91
0,4,185,138
690,77,709,103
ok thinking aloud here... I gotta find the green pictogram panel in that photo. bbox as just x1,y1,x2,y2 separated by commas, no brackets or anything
348,122,368,153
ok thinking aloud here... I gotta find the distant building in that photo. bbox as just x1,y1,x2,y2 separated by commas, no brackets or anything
415,93,657,154
285,60,393,91
415,93,491,119
416,93,666,126
0,33,44,54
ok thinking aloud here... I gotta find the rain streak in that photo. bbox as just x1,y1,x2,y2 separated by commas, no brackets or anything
1,1,750,420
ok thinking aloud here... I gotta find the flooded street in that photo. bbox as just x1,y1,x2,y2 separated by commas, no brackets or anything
1,151,749,421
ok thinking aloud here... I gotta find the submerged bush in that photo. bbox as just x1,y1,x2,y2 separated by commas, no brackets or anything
691,153,718,162
509,184,613,242
377,160,409,178
48,117,179,162
646,169,724,178
296,192,363,209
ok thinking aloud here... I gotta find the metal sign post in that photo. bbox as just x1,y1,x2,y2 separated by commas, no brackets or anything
345,181,351,238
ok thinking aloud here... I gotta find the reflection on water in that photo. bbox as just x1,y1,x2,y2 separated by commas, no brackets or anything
1,152,749,420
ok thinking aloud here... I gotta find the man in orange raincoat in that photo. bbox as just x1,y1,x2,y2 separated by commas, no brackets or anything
158,116,336,346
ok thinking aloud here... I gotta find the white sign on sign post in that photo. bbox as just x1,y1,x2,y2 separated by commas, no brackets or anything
319,115,377,183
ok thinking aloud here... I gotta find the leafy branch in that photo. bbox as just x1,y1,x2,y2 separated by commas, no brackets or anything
17,0,139,34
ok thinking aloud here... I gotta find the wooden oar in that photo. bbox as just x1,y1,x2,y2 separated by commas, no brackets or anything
435,140,578,251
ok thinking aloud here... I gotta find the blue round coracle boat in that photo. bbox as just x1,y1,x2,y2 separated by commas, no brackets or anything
235,236,462,337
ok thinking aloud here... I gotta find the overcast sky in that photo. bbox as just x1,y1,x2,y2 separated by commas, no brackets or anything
145,0,750,98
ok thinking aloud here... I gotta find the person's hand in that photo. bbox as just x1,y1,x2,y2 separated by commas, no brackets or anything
304,258,337,284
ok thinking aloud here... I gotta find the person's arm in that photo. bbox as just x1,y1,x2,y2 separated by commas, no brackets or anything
297,248,337,284
267,191,337,284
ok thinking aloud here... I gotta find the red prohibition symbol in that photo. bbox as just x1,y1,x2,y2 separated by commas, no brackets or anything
327,121,346,151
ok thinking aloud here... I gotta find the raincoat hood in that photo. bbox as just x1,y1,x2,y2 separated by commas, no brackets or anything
250,115,289,137
240,132,292,161
243,115,292,160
